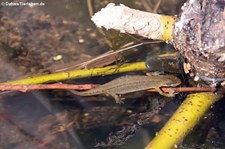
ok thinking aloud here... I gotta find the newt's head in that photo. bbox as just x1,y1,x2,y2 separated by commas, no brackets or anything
163,75,181,87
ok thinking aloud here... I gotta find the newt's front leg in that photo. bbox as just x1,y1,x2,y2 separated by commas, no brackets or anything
155,87,176,97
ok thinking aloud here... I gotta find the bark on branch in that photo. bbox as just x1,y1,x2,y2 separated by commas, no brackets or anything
91,3,175,41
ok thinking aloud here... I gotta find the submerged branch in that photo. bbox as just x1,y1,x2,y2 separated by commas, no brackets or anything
145,92,221,149
0,83,98,92
0,83,222,93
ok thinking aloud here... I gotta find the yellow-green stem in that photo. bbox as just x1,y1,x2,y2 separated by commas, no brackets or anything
2,62,147,85
145,92,220,149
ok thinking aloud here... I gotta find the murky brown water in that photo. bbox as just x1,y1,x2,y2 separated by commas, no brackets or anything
0,0,224,149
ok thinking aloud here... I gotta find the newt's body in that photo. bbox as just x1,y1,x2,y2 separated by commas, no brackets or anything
71,75,181,103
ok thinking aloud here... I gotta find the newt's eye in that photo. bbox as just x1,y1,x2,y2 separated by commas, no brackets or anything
166,81,180,86
166,83,174,86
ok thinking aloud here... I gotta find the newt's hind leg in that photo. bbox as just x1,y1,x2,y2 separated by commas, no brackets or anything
155,87,176,97
107,93,123,104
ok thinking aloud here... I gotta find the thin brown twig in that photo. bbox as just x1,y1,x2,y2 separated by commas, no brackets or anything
54,41,161,72
147,87,215,93
0,83,98,92
0,83,223,93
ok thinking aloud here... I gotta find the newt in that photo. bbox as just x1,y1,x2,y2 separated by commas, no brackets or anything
71,75,181,103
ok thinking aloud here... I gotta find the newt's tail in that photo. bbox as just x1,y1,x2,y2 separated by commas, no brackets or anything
70,89,93,96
